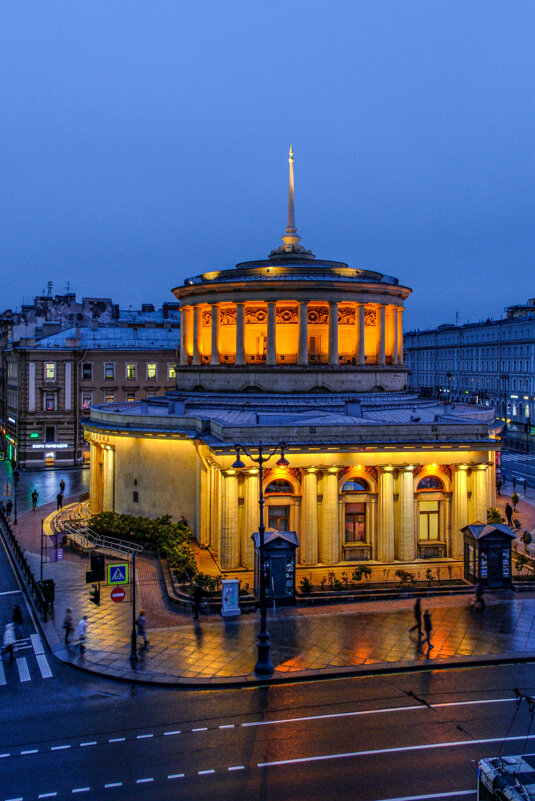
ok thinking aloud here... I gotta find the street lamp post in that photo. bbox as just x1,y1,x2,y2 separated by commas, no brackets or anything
232,441,288,676
130,551,138,666
13,468,20,526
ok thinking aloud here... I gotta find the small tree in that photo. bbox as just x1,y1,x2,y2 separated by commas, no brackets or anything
488,507,505,524
299,576,313,594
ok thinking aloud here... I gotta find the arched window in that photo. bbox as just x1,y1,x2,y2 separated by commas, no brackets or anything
341,478,370,492
265,479,294,494
417,476,444,490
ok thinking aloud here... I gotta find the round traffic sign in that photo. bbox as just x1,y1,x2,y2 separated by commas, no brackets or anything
110,586,126,603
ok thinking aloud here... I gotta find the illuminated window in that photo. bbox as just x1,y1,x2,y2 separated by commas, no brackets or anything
81,392,92,410
268,505,290,531
342,478,370,492
417,476,443,490
345,503,366,542
126,392,136,402
44,393,56,411
104,363,115,380
147,362,157,379
265,479,293,494
45,362,56,381
168,364,177,379
126,363,136,379
81,363,92,380
419,500,439,540
104,393,115,403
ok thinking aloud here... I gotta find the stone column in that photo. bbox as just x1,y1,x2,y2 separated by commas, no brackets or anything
377,467,395,562
356,303,365,365
89,442,100,514
397,307,404,365
328,301,339,366
102,447,115,512
301,468,319,564
298,301,309,365
472,465,488,523
391,305,399,365
377,305,386,366
220,470,239,569
180,307,188,365
319,468,339,564
243,470,259,569
397,467,415,561
192,305,201,366
266,301,276,366
210,304,220,365
452,465,469,559
235,302,245,366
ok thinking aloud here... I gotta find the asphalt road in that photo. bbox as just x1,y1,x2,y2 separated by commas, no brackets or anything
502,450,535,488
0,462,89,516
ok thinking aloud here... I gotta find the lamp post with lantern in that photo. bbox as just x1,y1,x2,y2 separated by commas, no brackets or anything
13,467,20,526
232,441,288,676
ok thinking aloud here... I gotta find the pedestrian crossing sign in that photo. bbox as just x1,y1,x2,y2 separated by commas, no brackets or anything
107,563,129,585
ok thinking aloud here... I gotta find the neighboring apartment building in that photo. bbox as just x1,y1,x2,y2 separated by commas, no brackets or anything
405,298,535,448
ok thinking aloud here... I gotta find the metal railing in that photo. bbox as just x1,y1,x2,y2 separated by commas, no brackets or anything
0,509,50,621
62,521,143,557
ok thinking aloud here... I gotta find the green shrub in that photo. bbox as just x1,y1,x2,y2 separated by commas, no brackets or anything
352,565,372,583
332,578,344,591
299,576,314,594
488,507,505,524
425,568,435,584
395,569,416,584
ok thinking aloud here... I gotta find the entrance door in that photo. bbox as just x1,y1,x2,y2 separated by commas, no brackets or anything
269,555,286,599
486,547,503,588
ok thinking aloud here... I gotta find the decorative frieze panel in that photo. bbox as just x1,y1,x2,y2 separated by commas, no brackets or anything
220,307,237,325
308,306,329,325
364,308,376,326
245,307,267,324
201,310,212,326
338,307,355,325
276,306,298,324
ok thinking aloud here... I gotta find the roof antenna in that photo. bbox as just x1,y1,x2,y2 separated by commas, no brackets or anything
269,146,315,260
47,281,53,298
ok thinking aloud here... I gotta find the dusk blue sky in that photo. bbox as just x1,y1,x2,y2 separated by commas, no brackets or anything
1,2,534,330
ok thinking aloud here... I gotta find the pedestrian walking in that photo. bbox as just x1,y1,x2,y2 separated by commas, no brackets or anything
523,530,533,552
512,491,519,512
409,597,423,639
5,499,12,518
12,605,23,640
59,479,66,494
2,622,15,661
136,610,149,650
63,608,73,645
524,480,528,495
31,489,39,510
474,582,485,610
76,615,88,651
496,479,502,497
193,584,203,620
423,609,433,649
179,515,188,527
513,477,517,490
505,502,513,527
56,491,63,510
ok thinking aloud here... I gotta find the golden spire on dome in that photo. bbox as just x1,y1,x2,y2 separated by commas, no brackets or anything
269,145,315,260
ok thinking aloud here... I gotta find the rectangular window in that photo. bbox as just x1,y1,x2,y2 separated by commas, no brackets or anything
104,393,115,404
81,392,93,410
126,392,136,402
126,363,136,380
45,362,56,381
168,364,177,379
147,362,157,379
81,363,93,380
344,502,366,543
44,393,56,411
104,363,115,380
45,426,55,443
268,505,290,532
419,500,439,541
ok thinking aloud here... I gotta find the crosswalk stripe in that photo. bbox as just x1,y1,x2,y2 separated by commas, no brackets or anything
31,633,45,655
0,661,6,686
36,653,52,679
16,657,30,682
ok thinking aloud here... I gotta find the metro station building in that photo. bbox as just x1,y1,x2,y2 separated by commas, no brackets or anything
83,152,498,576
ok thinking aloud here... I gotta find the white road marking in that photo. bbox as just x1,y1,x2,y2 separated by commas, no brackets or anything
0,753,11,758
164,730,181,736
51,745,71,751
0,589,21,596
104,783,122,788
136,778,154,783
198,769,215,775
16,657,30,682
0,660,6,686
5,797,23,801
72,789,90,794
109,737,125,743
228,765,244,771
243,696,517,728
220,724,235,729
80,741,97,747
168,773,185,779
373,792,475,801
31,633,45,654
21,749,38,755
137,734,153,739
258,732,535,768
36,654,52,679
193,727,208,732
38,793,57,798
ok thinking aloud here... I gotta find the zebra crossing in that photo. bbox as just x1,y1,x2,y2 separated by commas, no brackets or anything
502,452,535,463
0,633,53,687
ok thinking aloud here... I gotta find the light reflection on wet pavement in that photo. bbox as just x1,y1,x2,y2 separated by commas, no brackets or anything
0,461,89,513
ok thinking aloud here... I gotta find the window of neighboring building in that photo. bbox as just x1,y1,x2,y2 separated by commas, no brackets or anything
344,502,366,542
126,363,136,380
265,479,293,494
268,505,290,531
45,426,55,443
417,476,444,490
342,478,370,492
147,362,157,379
168,363,177,379
104,363,115,380
419,500,439,540
104,393,115,403
126,392,136,402
81,362,93,380
44,392,56,411
81,392,93,410
45,362,56,381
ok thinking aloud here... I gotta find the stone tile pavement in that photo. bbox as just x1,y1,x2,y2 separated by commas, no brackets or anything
7,498,535,686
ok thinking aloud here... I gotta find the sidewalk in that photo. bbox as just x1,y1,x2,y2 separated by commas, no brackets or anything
8,499,535,686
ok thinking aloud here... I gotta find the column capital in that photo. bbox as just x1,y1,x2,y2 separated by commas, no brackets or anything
323,466,339,475
400,465,414,474
302,466,319,475
379,465,394,473
454,464,469,472
221,468,238,478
